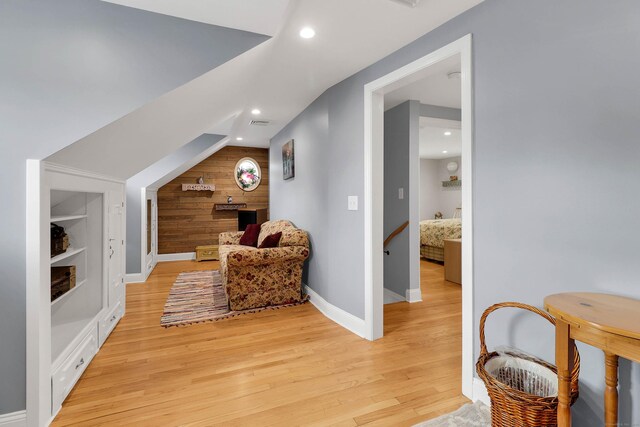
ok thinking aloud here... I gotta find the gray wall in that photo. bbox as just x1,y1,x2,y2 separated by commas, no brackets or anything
126,134,225,275
383,101,420,297
420,156,462,220
270,93,330,301
269,0,640,423
419,104,462,122
420,159,440,220
0,0,265,415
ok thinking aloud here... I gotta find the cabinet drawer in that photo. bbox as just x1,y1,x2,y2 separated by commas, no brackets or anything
52,328,98,413
99,301,123,347
196,245,219,261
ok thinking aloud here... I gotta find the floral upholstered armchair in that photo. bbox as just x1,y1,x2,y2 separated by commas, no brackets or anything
218,220,310,311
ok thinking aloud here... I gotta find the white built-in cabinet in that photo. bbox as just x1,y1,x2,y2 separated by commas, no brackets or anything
26,162,126,426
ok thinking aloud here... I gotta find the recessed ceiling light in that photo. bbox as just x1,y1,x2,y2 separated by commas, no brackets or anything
300,27,315,39
442,150,448,154
444,131,452,136
236,137,243,141
251,109,261,115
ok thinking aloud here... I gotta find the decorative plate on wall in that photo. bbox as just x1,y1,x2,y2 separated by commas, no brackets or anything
234,157,261,192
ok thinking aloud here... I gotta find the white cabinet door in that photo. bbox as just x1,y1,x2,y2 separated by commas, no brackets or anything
108,192,124,308
52,328,98,414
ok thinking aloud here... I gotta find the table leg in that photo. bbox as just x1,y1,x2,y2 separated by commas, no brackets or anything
604,352,619,426
556,319,574,426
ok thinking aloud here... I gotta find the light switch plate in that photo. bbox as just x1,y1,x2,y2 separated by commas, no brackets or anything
398,188,404,199
348,196,358,211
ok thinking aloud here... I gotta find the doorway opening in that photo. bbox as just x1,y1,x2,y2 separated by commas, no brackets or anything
363,34,474,398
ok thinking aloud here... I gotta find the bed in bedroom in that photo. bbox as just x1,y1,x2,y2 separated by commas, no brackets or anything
420,218,461,261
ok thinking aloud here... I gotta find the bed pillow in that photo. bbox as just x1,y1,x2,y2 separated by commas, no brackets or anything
258,232,282,249
239,224,261,247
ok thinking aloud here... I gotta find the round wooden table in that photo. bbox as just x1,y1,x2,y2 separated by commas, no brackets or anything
544,292,640,426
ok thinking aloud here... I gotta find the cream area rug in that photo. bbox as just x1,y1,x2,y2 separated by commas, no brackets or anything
413,402,491,427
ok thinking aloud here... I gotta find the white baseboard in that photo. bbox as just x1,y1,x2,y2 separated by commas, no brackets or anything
405,288,422,303
126,259,158,284
125,273,145,284
157,252,196,262
0,411,26,427
383,288,405,304
472,377,490,406
305,286,366,338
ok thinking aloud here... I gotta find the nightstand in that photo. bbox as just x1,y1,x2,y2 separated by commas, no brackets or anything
444,238,461,284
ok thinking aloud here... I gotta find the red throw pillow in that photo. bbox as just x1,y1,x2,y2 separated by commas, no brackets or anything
258,232,282,249
239,224,261,247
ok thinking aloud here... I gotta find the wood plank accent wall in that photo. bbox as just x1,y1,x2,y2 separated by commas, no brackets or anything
157,146,269,254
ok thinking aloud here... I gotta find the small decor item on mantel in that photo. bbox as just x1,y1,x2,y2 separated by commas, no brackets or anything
182,177,215,192
234,157,261,192
282,139,295,180
227,195,233,204
434,211,443,220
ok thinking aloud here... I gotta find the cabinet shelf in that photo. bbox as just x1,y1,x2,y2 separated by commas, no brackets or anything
51,279,87,307
442,180,461,188
51,247,86,264
51,214,87,222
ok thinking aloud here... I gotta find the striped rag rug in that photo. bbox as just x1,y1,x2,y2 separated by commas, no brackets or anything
160,270,308,327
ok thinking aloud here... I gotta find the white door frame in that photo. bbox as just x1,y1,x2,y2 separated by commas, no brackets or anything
363,34,474,398
141,188,158,279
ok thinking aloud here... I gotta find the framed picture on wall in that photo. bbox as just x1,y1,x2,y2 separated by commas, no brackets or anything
282,139,295,180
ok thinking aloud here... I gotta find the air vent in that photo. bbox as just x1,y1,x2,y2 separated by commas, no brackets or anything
390,0,421,7
249,119,271,126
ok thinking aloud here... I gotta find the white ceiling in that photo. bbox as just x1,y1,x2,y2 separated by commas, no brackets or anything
51,0,482,178
102,0,291,36
224,0,481,147
384,54,462,159
109,0,481,149
385,54,461,110
420,117,461,159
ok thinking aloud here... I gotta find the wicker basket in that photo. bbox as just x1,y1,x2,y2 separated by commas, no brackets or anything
476,302,580,427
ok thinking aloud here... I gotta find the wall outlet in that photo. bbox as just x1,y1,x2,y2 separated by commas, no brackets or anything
398,188,404,199
348,196,358,211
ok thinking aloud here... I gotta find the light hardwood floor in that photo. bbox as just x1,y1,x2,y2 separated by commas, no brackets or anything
52,259,465,426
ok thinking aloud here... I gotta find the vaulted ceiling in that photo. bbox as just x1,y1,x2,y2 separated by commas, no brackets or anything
1,0,267,161
45,0,483,179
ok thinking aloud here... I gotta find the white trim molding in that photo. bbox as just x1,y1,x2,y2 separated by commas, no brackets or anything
383,288,405,304
405,288,422,303
0,411,26,427
305,286,366,338
43,161,125,185
363,34,474,399
125,273,145,284
472,377,490,406
157,252,196,262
